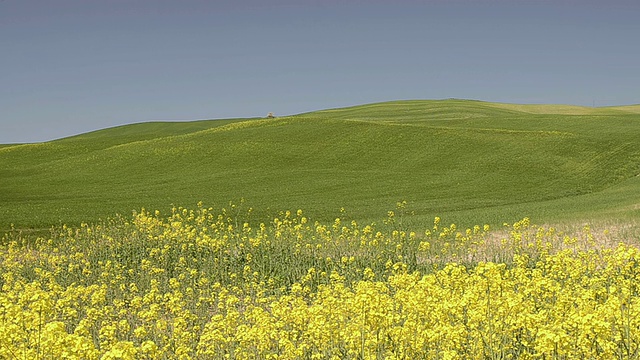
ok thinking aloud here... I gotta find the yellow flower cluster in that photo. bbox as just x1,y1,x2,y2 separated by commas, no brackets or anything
1,204,639,359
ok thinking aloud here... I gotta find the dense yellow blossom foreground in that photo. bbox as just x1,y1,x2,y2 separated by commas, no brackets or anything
1,204,639,359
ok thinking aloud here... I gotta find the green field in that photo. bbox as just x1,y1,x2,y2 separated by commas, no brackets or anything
2,99,639,233
3,99,640,358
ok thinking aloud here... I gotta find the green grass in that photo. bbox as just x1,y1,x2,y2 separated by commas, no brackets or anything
1,99,639,233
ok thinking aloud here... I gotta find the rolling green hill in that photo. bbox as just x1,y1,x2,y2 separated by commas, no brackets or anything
2,99,640,233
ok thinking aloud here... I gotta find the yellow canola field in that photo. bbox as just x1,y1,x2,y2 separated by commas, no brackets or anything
1,205,639,359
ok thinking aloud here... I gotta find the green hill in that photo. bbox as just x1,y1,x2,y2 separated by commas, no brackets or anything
2,99,640,232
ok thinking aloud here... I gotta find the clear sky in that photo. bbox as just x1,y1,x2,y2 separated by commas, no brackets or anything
1,0,639,144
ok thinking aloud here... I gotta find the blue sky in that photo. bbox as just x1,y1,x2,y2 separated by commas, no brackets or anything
1,0,639,144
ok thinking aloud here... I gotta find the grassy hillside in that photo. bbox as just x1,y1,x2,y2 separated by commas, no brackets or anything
2,99,639,232
607,104,640,114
